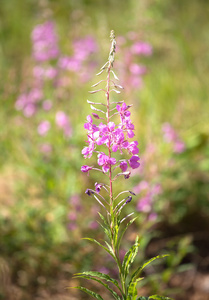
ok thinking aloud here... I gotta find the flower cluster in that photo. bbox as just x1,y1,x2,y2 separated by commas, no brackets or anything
31,21,59,62
16,19,99,154
81,102,140,175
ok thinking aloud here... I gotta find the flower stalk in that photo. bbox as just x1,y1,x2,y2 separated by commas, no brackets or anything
73,31,172,300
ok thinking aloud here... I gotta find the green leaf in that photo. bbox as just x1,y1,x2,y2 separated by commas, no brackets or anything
98,212,110,229
98,221,112,241
137,297,149,300
105,241,116,258
149,295,173,300
122,235,140,278
74,275,121,300
131,255,169,282
98,213,112,241
83,238,116,259
113,224,119,248
72,286,104,300
127,277,144,300
116,217,137,251
74,271,123,295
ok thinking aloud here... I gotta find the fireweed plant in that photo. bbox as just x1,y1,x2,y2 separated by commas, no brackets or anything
74,31,172,300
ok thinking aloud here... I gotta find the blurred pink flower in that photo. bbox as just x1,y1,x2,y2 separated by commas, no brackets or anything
23,104,36,117
58,56,81,72
37,120,50,136
39,143,52,153
55,111,72,137
131,42,152,56
162,122,185,153
31,21,59,62
129,64,146,76
42,99,52,111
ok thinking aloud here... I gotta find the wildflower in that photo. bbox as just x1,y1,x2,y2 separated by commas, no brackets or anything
95,182,102,193
162,122,185,153
85,189,94,196
97,153,116,173
129,155,140,169
131,41,152,56
81,165,93,173
56,111,72,137
119,161,128,172
39,143,52,153
37,120,50,136
31,21,59,62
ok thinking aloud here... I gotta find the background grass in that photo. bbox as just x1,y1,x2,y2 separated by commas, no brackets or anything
0,0,209,299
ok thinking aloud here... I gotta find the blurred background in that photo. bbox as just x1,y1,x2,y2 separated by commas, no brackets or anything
0,0,209,299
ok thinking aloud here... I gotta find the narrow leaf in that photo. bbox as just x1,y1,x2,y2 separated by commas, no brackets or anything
89,89,104,94
90,105,105,113
75,275,121,300
87,99,106,106
96,69,105,76
75,271,123,294
111,89,121,94
116,217,137,251
127,278,144,300
72,286,104,300
91,80,105,87
98,221,112,241
149,295,173,300
83,238,116,259
131,255,169,282
122,236,140,278
105,241,116,259
111,70,119,80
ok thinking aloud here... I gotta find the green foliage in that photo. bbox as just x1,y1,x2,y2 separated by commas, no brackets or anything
122,236,140,279
72,286,105,300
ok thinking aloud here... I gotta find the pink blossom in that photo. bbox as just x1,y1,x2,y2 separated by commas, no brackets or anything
129,155,140,169
42,100,52,111
137,196,152,212
81,165,93,173
120,161,128,172
31,21,59,62
58,56,81,72
129,64,146,76
97,153,116,173
56,111,72,137
37,120,50,136
174,140,185,153
131,42,152,56
39,143,52,153
162,123,185,153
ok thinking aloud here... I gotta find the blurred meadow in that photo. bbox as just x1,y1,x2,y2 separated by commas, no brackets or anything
0,0,209,299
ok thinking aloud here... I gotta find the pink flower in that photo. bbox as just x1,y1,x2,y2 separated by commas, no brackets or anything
56,111,72,137
31,21,59,62
37,121,50,136
39,143,52,153
97,153,116,173
129,64,146,76
120,161,128,172
129,155,140,169
42,100,52,111
81,165,93,173
131,42,152,56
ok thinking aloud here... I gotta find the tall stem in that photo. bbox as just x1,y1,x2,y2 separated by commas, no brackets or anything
106,62,127,298
107,63,113,209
